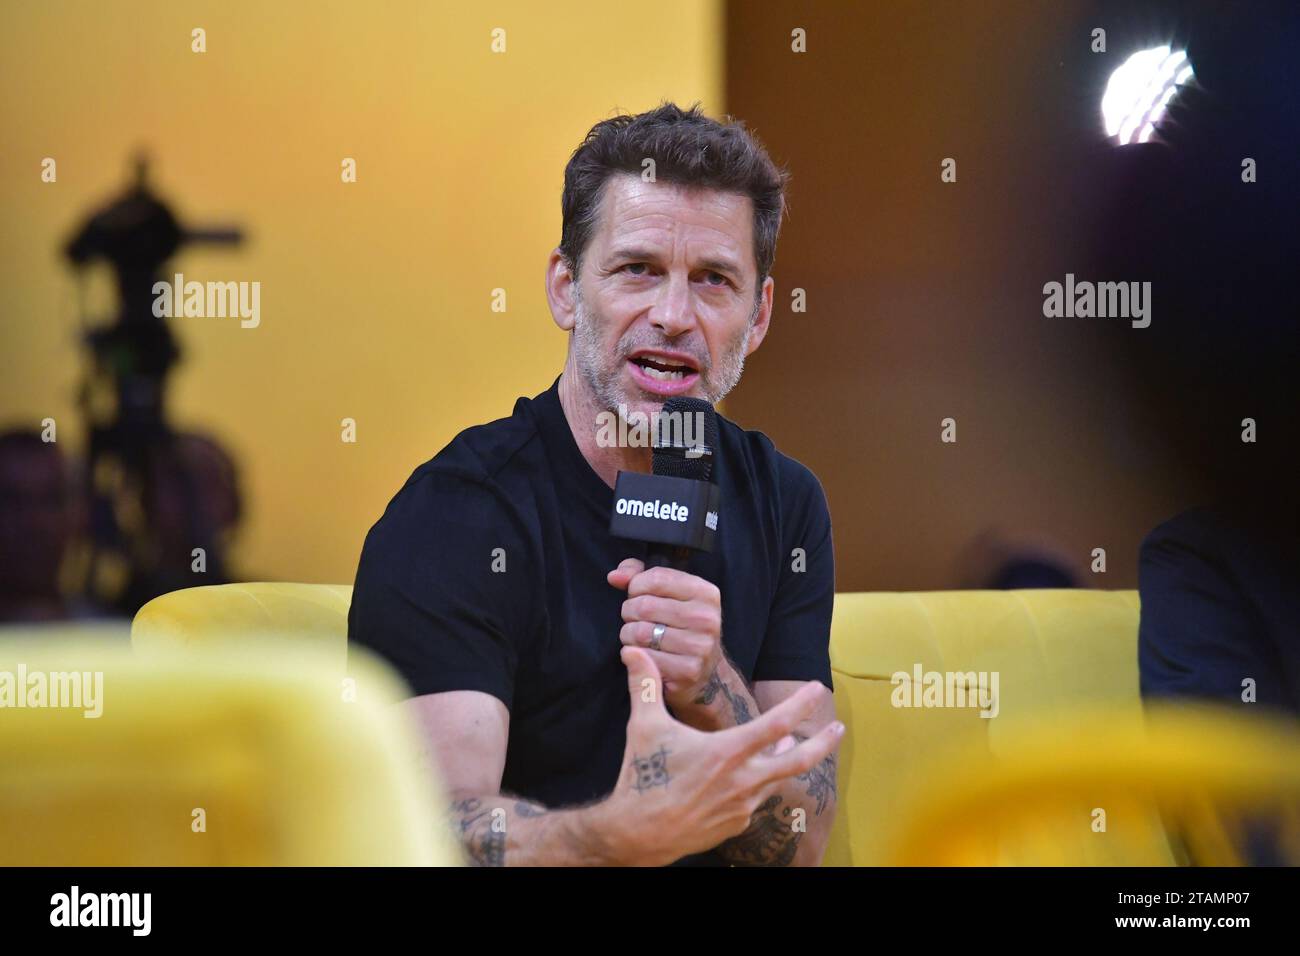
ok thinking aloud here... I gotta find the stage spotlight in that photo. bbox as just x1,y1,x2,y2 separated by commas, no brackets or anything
1102,46,1194,145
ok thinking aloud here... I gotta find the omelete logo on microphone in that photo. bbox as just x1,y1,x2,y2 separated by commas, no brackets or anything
614,497,690,522
609,470,720,553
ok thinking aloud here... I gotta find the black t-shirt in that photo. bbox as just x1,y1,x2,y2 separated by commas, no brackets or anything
347,377,835,865
1139,507,1299,715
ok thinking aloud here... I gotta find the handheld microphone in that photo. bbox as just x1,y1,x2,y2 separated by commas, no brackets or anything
608,396,720,571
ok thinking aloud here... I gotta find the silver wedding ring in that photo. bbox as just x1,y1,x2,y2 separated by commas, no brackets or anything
650,623,666,651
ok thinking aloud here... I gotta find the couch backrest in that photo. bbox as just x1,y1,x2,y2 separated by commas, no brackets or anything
824,589,1146,864
133,582,352,668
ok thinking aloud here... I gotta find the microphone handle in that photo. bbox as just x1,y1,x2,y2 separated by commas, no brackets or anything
644,543,693,571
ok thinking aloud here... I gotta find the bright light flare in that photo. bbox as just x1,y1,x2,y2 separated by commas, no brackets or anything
1102,46,1194,145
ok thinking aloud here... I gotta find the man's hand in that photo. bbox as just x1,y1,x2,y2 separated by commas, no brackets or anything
608,558,725,715
600,646,844,866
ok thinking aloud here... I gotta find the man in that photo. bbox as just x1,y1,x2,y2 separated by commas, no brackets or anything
349,102,844,866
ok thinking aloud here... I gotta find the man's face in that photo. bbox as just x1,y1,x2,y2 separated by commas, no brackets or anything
566,174,771,421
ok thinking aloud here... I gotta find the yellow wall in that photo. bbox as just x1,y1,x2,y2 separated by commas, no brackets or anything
0,0,723,584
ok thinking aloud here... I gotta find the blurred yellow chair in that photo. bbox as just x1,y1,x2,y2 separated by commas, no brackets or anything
0,636,462,866
885,703,1300,866
133,582,352,666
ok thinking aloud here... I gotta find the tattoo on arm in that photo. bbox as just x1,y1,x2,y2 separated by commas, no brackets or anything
719,795,800,866
448,795,552,865
694,668,723,705
793,732,838,815
718,730,839,866
450,797,506,867
692,666,754,726
724,681,753,725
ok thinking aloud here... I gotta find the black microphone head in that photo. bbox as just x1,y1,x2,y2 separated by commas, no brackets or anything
652,397,717,482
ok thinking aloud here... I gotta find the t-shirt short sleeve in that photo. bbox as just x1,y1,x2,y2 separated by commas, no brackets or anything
347,467,538,710
751,458,836,691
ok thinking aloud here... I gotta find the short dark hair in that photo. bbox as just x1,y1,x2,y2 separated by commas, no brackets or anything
560,102,789,298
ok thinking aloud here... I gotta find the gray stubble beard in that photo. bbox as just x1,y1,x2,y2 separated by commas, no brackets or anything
570,282,754,417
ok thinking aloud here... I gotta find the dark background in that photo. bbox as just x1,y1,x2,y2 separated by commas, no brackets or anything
725,0,1298,590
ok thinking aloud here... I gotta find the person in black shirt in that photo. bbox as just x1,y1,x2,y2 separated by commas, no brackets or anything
348,103,844,866
1140,508,1299,717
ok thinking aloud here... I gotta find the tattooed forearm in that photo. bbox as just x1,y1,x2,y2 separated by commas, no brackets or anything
718,795,801,866
717,731,839,866
694,668,724,705
724,680,753,725
443,793,619,866
451,797,506,866
692,666,754,726
715,773,836,866
792,732,838,815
